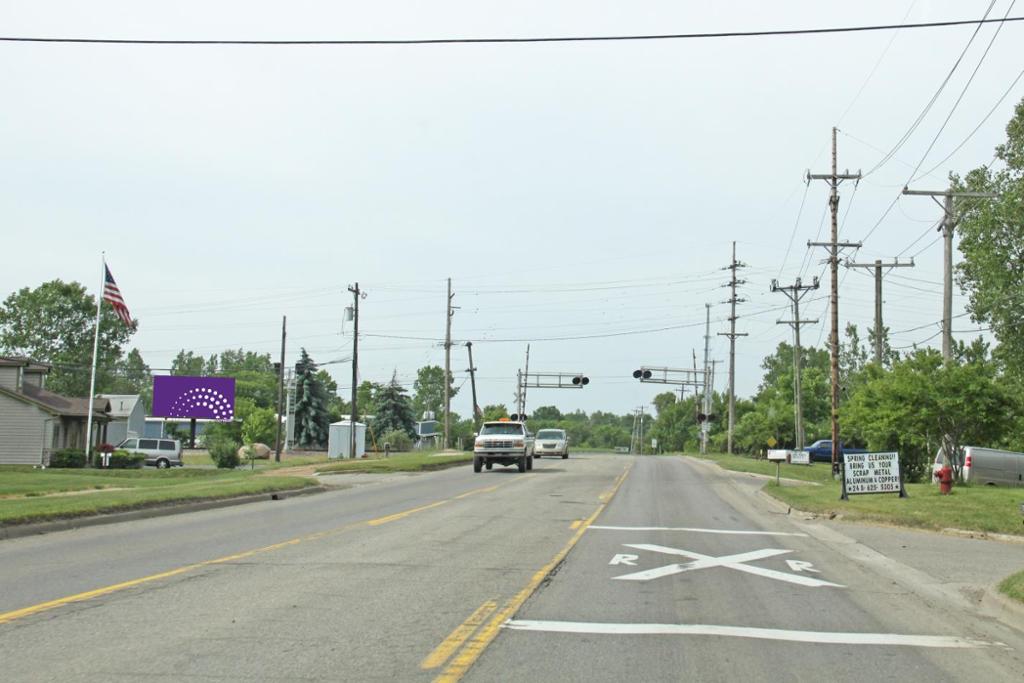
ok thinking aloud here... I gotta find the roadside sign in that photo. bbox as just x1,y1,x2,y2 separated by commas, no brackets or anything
789,450,810,465
766,449,789,462
842,451,907,500
767,436,777,448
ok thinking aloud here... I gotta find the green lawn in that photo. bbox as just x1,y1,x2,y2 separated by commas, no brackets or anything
0,467,316,526
316,451,472,474
182,451,329,469
688,452,834,484
999,570,1024,604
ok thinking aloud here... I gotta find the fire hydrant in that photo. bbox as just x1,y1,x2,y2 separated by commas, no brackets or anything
938,466,954,495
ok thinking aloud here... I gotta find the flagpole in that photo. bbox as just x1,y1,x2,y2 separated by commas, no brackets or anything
84,253,104,465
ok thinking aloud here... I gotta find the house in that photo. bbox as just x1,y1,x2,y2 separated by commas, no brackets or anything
99,394,146,445
0,356,111,465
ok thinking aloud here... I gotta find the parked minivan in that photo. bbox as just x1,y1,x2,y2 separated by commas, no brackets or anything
117,437,184,469
931,446,1024,487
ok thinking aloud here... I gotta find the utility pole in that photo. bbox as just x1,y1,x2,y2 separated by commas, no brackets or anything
639,405,645,456
844,258,915,364
701,304,711,454
517,344,531,416
347,283,362,459
274,315,286,462
717,241,747,454
901,186,994,362
465,342,480,429
770,277,820,450
808,127,862,476
443,278,455,449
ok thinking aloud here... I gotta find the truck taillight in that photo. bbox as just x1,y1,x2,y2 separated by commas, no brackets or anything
965,454,972,468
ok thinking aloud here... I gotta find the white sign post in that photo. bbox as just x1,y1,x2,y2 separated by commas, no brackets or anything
841,451,907,500
767,449,789,485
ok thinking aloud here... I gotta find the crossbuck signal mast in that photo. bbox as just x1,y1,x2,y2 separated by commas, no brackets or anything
717,241,747,455
807,127,861,476
901,185,995,362
770,277,820,450
513,347,590,420
843,257,915,364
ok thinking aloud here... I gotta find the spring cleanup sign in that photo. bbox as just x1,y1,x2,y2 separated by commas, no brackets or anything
841,451,907,500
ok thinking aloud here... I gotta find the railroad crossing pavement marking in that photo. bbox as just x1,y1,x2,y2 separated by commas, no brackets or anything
611,543,845,588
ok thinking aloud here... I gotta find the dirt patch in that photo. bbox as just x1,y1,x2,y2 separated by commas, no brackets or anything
259,465,321,478
2,487,132,500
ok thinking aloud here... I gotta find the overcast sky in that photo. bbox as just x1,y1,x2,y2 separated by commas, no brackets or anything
1,1,1020,419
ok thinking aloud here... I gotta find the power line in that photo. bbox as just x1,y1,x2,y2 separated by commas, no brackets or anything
1,16,1022,46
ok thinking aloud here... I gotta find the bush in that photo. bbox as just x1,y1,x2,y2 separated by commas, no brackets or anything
208,437,241,469
50,448,87,468
94,449,145,469
380,429,413,452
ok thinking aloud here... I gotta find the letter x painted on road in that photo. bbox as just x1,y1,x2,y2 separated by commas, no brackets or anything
612,544,844,588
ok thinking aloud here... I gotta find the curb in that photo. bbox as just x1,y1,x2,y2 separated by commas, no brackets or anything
0,485,328,541
981,584,1024,625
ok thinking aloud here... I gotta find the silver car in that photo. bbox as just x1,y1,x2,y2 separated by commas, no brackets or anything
117,437,184,469
535,429,569,459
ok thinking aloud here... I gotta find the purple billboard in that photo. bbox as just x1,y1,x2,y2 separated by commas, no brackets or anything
152,376,236,421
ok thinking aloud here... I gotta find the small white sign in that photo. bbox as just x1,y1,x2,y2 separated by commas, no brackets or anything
766,449,789,462
789,450,810,465
651,438,658,449
843,451,901,494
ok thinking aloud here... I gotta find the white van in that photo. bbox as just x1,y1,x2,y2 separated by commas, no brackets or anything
931,446,1024,487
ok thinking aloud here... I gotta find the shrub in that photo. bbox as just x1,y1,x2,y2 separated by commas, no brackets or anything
50,448,87,468
105,450,145,469
380,429,413,452
208,437,241,469
98,442,116,453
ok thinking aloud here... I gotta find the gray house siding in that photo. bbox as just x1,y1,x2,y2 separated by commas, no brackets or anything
0,366,20,392
0,395,49,465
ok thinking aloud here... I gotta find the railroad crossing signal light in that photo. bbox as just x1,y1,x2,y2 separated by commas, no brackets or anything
572,375,590,386
510,413,527,421
697,413,707,423
632,369,652,380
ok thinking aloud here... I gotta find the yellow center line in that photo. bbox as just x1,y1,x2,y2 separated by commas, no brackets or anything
0,480,510,626
433,463,633,683
420,599,499,670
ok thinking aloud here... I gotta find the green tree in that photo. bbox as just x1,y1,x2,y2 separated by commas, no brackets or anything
0,280,136,396
107,348,153,409
171,350,206,376
242,406,278,446
372,374,416,439
412,365,458,419
356,380,384,418
531,405,563,421
954,97,1024,376
481,404,508,421
293,349,331,448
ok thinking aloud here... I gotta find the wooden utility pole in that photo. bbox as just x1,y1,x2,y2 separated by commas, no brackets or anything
443,278,455,449
770,277,820,450
700,304,712,454
844,258,915,363
347,283,362,458
465,342,480,429
718,242,747,455
274,315,286,462
808,127,862,476
901,186,994,362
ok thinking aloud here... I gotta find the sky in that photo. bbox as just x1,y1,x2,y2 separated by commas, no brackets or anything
1,1,1020,420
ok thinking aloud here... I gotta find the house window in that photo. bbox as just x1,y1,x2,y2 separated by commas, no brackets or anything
52,424,61,449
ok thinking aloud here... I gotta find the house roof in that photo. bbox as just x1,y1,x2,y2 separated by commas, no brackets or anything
0,356,51,373
17,383,111,419
98,394,142,419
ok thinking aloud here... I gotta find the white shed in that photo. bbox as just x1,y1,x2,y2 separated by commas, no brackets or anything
99,394,146,445
328,420,366,459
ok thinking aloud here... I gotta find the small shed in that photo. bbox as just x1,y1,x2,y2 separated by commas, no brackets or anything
99,394,146,445
328,420,366,459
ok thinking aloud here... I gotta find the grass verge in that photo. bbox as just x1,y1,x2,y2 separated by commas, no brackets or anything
689,452,1024,537
999,570,1024,604
0,468,316,526
316,451,472,474
688,452,834,484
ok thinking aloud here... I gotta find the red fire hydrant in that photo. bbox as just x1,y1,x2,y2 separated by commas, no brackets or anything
938,466,954,495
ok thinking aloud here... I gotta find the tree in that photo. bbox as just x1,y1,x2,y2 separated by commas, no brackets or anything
412,365,458,419
242,406,278,446
108,348,153,409
372,374,416,439
0,280,136,396
651,392,678,417
531,405,563,421
171,350,206,377
293,349,331,448
481,404,508,421
954,97,1024,376
357,380,384,418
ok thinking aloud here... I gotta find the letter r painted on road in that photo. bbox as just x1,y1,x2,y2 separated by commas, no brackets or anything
609,554,639,566
785,560,821,574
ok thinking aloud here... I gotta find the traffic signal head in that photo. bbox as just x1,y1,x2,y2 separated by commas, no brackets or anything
572,376,590,386
633,370,642,379
632,369,652,380
697,413,707,423
642,370,652,379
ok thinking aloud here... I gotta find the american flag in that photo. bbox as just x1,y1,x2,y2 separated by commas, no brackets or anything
103,264,133,326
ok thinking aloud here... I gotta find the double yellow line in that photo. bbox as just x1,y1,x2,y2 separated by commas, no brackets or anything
0,482,502,626
421,464,632,682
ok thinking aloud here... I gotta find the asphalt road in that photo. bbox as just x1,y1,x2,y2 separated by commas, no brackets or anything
1,454,1022,682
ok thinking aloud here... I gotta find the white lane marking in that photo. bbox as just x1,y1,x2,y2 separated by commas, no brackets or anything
614,543,844,588
609,554,639,566
786,560,820,573
503,620,1002,649
589,525,808,537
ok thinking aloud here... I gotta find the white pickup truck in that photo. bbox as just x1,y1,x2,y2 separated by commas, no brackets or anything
473,420,535,472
